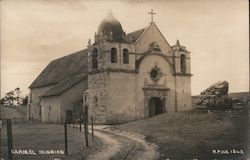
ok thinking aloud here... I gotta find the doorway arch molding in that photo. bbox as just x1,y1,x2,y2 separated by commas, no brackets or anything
143,84,169,118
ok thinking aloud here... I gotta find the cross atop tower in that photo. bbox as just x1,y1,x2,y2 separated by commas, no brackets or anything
148,9,156,23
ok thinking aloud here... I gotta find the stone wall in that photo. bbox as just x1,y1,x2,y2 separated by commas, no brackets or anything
88,72,109,123
88,71,137,124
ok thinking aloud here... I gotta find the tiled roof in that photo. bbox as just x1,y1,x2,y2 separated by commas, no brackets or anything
29,49,88,88
41,74,87,97
125,28,146,43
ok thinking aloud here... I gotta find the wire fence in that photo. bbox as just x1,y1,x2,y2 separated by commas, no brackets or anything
0,119,94,160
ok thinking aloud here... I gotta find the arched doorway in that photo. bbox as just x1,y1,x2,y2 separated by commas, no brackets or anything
149,97,164,117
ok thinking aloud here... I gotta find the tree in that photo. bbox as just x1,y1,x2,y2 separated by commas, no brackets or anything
22,96,29,106
4,91,15,106
0,88,27,106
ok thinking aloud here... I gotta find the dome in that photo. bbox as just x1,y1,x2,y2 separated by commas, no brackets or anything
97,11,124,41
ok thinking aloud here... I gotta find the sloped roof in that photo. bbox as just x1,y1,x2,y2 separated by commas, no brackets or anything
30,49,88,88
41,74,87,97
125,28,146,43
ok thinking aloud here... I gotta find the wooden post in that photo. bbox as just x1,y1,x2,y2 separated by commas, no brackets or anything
85,106,89,134
0,120,1,160
64,122,68,155
84,120,89,147
79,121,82,132
7,119,13,160
91,116,94,142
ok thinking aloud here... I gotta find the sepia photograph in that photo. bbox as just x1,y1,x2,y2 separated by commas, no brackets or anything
0,0,249,159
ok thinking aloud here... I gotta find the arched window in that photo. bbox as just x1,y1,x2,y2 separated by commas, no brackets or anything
123,48,129,64
111,48,117,63
92,48,98,69
180,54,186,73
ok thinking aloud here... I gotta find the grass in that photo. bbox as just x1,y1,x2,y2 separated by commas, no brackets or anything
114,108,249,159
1,120,102,160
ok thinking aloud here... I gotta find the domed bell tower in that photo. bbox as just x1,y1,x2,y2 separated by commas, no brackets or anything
86,11,126,124
95,10,125,43
87,10,126,73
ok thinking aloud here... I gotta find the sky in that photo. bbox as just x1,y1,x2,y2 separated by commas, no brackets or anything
0,0,249,97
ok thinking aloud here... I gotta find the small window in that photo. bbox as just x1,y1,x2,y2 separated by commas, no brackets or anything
92,48,98,69
180,54,186,73
111,48,117,63
123,48,129,64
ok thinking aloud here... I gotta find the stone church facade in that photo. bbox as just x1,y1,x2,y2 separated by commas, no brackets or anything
28,11,192,124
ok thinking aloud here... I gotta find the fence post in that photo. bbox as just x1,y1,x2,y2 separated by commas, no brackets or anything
0,120,1,159
84,120,89,147
64,122,68,155
91,116,94,142
7,119,13,160
79,121,82,132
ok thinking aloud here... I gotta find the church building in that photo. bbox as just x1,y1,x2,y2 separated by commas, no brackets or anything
28,10,192,124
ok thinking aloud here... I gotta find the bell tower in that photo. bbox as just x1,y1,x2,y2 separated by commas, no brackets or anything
86,11,127,123
172,40,191,74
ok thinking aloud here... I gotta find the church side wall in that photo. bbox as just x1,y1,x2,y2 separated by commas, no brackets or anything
175,76,192,111
40,96,61,123
105,72,136,124
61,79,87,122
29,85,55,120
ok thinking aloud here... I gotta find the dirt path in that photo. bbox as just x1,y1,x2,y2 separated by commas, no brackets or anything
86,129,121,160
87,125,159,160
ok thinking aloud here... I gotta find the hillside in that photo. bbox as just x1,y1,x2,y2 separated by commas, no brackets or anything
192,91,249,106
114,109,249,159
228,92,249,100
